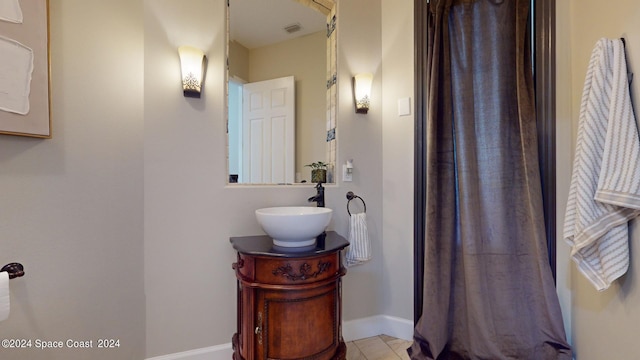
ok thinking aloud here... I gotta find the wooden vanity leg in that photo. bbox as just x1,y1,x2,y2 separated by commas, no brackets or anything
333,340,347,360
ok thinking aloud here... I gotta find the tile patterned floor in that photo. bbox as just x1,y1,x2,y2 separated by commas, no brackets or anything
346,335,412,360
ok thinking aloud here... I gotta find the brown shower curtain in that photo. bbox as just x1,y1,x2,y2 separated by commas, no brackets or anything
409,0,572,359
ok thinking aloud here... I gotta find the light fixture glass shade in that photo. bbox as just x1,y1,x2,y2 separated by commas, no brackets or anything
354,73,373,114
178,45,206,98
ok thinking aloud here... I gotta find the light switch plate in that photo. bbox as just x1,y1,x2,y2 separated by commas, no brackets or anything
398,97,411,116
342,164,352,182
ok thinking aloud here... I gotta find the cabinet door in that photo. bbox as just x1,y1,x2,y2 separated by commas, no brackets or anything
256,282,339,360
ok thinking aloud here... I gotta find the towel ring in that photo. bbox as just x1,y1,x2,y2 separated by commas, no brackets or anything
346,191,366,215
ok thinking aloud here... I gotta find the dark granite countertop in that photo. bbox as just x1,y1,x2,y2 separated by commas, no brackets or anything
230,231,349,258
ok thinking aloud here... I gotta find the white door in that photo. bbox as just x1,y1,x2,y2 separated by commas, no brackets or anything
242,76,295,184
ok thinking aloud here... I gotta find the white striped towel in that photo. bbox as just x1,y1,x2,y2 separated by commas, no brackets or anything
564,38,640,291
345,212,371,267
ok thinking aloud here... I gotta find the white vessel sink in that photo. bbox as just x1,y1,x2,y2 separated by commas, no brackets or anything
255,206,332,247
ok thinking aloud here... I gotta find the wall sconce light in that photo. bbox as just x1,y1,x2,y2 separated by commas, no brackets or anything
353,73,373,114
178,45,206,98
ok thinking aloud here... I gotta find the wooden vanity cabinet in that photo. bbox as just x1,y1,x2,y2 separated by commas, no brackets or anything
231,232,349,360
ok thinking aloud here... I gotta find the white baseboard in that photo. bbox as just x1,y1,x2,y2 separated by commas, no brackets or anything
343,315,413,342
146,315,413,360
145,343,232,360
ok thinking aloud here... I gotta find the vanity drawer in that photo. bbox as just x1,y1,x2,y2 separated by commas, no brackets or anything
237,252,341,286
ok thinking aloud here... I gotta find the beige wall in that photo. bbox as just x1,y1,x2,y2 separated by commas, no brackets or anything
229,40,249,81
145,0,384,356
558,0,640,358
336,0,385,322
380,0,414,321
0,0,145,359
144,0,236,355
248,31,327,180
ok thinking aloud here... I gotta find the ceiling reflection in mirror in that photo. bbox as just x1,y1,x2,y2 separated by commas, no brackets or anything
227,0,337,185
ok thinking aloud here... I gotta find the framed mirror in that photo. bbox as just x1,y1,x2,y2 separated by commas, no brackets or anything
227,0,337,185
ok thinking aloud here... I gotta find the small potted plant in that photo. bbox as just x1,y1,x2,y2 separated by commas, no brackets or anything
305,161,328,183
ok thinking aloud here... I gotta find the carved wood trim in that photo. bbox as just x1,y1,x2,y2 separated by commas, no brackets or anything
232,254,244,270
272,261,332,281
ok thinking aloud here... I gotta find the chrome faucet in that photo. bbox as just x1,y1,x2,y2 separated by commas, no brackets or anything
308,182,325,207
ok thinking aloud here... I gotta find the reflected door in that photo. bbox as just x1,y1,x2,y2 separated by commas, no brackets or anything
242,76,295,184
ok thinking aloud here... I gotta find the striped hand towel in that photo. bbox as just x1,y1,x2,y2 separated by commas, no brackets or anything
345,212,371,267
564,38,640,291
